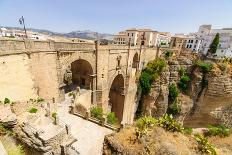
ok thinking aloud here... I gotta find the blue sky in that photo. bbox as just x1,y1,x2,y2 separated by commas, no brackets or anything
0,0,231,34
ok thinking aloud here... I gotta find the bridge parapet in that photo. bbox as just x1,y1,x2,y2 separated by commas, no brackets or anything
0,38,95,55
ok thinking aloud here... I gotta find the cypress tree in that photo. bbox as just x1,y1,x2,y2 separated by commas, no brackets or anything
208,33,220,54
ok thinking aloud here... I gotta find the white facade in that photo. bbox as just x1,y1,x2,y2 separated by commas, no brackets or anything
185,36,202,52
197,25,232,58
113,28,171,47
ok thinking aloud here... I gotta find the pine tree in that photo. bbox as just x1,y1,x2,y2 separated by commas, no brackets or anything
208,33,220,54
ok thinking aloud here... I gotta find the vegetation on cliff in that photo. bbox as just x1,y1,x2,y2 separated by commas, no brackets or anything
178,75,191,92
139,58,167,94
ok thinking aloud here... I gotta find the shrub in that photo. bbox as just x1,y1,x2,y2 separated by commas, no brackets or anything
107,112,118,125
139,72,152,94
139,58,167,94
4,98,10,104
195,134,216,155
167,101,181,116
145,58,167,80
168,83,179,102
206,125,230,137
178,75,191,92
52,112,57,119
136,116,158,138
178,67,186,76
195,60,213,73
165,51,173,59
90,106,103,120
29,107,38,113
158,114,183,132
183,127,193,135
37,97,45,103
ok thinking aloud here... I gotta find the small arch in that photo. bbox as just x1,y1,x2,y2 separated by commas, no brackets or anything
108,74,125,122
132,53,139,68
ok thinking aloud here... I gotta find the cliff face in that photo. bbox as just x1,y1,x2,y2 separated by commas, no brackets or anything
185,65,232,127
140,49,232,127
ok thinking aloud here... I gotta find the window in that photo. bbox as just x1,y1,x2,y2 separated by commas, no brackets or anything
191,40,194,43
187,45,189,48
195,40,198,43
128,33,129,36
194,45,197,48
132,33,133,36
189,45,192,48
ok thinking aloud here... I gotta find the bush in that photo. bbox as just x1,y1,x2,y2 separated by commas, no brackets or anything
195,60,213,73
167,101,181,116
139,58,167,94
183,127,193,135
37,97,45,103
136,116,158,138
139,72,152,94
206,124,230,137
90,106,103,120
195,134,216,155
165,51,173,59
178,67,186,76
52,112,57,119
107,112,118,125
168,83,179,102
145,58,167,80
178,75,191,92
29,107,38,113
158,114,183,132
4,98,10,104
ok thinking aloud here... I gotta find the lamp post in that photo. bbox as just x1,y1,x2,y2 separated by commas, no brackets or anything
19,16,28,39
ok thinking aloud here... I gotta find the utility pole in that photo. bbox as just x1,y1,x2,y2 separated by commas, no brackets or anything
19,16,28,38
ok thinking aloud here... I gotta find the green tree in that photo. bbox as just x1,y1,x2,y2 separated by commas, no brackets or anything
208,33,220,54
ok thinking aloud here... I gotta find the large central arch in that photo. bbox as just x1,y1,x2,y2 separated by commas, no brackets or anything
109,74,125,122
71,59,93,90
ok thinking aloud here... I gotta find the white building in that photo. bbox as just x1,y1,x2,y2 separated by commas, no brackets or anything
197,25,232,58
185,35,202,52
0,27,47,40
113,28,171,47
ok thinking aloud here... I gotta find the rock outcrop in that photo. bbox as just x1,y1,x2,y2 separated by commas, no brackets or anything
0,105,17,128
103,127,199,155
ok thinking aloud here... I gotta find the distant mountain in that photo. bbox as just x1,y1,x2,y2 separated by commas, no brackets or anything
1,26,114,40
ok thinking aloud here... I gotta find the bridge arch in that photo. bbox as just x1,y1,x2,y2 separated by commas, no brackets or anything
71,59,93,90
108,74,125,122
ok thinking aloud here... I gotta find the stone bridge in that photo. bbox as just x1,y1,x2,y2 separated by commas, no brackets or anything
0,39,159,124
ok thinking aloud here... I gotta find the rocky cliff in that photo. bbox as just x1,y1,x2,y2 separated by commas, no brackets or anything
140,49,232,127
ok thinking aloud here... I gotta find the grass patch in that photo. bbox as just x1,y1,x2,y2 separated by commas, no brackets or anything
205,124,230,137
